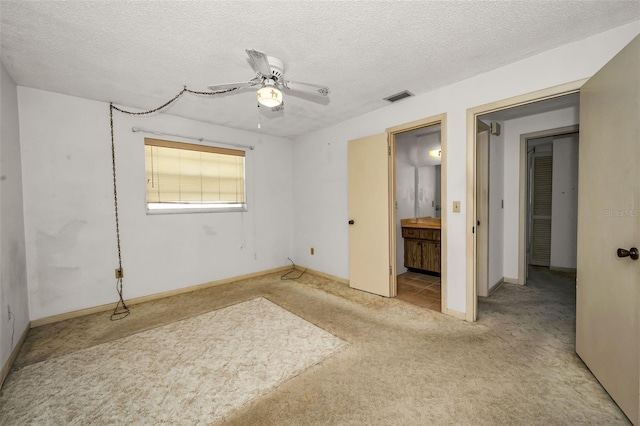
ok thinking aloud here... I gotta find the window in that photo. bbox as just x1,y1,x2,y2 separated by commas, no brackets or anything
144,138,246,213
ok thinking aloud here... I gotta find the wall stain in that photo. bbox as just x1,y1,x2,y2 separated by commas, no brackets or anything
203,225,218,237
35,220,86,303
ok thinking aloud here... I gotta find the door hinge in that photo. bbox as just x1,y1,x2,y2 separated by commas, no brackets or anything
388,146,391,156
389,266,392,275
472,226,475,234
477,220,480,226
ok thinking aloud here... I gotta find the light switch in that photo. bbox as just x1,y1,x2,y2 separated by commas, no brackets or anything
453,201,461,213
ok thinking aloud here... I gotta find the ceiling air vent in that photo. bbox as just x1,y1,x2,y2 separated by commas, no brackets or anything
384,90,414,103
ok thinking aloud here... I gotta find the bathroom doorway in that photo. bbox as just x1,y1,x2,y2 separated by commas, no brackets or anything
393,123,442,312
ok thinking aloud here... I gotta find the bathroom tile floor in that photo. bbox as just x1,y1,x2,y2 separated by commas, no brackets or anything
396,271,441,312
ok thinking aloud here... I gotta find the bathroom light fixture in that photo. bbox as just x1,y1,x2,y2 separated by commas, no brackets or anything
256,81,282,107
429,149,441,158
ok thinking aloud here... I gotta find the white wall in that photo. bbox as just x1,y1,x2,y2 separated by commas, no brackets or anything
0,62,29,369
292,21,639,314
502,108,579,279
551,134,579,269
18,88,294,321
395,141,414,274
488,121,505,290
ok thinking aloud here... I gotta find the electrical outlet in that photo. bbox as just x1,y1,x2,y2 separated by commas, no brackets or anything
310,247,315,255
115,268,124,279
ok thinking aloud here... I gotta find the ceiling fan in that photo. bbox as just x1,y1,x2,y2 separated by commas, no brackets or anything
208,49,330,111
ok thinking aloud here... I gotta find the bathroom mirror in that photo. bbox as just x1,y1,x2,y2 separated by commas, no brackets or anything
395,124,441,219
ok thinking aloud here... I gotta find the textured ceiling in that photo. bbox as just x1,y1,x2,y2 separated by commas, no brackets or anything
1,1,639,139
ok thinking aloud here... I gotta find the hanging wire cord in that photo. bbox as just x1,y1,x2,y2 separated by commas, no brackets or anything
281,257,307,280
108,86,238,320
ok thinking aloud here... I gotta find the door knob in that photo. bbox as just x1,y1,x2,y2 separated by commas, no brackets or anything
617,247,639,260
348,220,355,225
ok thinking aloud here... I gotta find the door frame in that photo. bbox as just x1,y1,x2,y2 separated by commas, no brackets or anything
387,113,453,316
476,121,490,297
518,125,579,283
465,79,587,321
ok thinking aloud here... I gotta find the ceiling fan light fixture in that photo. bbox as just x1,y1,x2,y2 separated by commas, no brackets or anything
209,49,329,109
257,84,282,107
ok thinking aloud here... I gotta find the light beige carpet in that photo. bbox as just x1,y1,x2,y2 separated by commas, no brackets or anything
0,297,347,424
3,269,630,425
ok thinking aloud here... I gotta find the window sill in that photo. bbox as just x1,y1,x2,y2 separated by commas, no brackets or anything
146,204,247,215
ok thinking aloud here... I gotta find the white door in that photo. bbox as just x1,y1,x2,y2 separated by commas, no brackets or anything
576,35,639,425
348,133,392,297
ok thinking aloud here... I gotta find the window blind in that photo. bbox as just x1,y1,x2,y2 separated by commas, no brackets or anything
144,138,245,206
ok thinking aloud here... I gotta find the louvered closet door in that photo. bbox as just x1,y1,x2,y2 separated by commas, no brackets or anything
530,153,553,266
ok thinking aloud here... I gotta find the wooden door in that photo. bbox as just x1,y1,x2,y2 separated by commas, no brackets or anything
421,240,441,274
404,238,421,269
348,133,392,297
576,35,639,425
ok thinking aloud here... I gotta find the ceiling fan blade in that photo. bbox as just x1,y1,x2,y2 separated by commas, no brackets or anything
246,49,272,76
284,80,330,97
207,80,259,91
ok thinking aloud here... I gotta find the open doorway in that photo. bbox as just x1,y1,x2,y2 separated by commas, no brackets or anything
394,124,442,312
470,90,581,320
523,128,579,278
347,113,448,311
347,113,452,316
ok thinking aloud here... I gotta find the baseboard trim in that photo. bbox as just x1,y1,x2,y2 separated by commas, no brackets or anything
488,279,505,296
443,308,466,320
504,277,520,285
295,265,349,285
1,322,30,389
550,266,576,273
30,265,293,328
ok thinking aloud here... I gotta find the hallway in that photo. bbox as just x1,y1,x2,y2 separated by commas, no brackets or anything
478,266,577,351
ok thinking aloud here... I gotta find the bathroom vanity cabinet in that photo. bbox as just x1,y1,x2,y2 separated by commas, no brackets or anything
401,219,441,274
